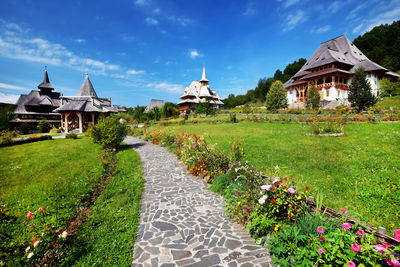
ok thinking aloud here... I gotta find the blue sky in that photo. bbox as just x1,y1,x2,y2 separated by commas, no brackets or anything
0,0,399,107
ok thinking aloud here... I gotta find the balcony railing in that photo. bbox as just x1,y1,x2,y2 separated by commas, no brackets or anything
316,83,348,90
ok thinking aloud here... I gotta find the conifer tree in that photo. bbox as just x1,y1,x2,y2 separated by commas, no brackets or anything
348,67,377,112
306,83,320,109
265,81,288,110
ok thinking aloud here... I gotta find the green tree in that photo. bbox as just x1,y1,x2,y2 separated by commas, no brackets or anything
282,58,307,83
379,77,400,97
306,83,320,109
348,67,377,112
265,81,288,110
195,102,216,115
87,116,128,150
38,119,52,133
161,102,179,118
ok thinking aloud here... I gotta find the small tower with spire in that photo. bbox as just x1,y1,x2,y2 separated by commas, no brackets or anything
200,66,209,86
37,66,54,94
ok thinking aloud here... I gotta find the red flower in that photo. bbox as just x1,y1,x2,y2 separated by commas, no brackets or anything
294,209,297,211
53,243,59,248
279,180,282,183
27,211,33,219
283,186,287,189
271,199,276,203
288,214,291,217
272,189,275,193
70,221,75,227
284,177,287,180
290,176,293,178
290,203,294,206
102,155,105,159
33,237,39,244
305,186,310,190
278,195,281,198
38,207,45,212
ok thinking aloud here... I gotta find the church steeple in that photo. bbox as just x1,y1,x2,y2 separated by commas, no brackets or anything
200,65,209,84
37,66,54,93
77,72,98,97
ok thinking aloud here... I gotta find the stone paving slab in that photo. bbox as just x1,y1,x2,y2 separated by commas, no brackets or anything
125,137,273,267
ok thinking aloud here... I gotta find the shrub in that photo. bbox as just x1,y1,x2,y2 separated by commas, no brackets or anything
348,67,377,112
311,122,344,135
87,116,128,150
38,119,52,133
50,127,61,134
229,113,238,123
19,122,31,134
306,83,320,109
0,130,15,144
65,132,78,139
230,138,245,162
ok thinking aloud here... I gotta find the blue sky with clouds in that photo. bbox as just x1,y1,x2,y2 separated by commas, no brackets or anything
0,0,399,107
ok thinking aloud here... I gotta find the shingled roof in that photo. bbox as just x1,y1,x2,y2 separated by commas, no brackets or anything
144,99,164,113
37,70,54,91
77,74,98,97
285,35,399,88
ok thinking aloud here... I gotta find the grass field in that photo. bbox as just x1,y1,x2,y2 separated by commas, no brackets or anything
375,95,400,110
64,145,143,266
154,122,400,232
0,138,144,265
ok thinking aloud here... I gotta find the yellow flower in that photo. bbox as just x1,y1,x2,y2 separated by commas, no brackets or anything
274,225,280,232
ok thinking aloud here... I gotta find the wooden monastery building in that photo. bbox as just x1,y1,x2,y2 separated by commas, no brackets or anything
11,69,124,133
284,35,399,106
177,67,223,112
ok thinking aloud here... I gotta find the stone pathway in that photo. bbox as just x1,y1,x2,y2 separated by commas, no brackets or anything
125,137,273,267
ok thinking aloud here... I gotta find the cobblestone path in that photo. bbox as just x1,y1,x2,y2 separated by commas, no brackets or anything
125,137,273,267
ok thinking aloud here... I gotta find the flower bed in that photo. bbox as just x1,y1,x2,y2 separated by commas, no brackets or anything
135,128,400,266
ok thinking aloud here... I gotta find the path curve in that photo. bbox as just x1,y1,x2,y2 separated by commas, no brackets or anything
125,137,273,267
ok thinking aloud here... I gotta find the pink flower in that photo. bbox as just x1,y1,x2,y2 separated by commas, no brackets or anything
26,211,33,219
357,229,365,236
60,231,68,239
288,187,295,194
395,229,400,241
38,206,45,212
317,227,324,234
340,209,347,213
348,261,356,267
318,248,324,254
319,237,325,241
316,208,322,212
351,243,361,252
375,245,385,253
342,223,352,229
387,257,400,267
34,241,39,247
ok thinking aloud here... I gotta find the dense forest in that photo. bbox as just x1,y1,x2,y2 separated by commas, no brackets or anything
353,20,400,72
223,20,400,108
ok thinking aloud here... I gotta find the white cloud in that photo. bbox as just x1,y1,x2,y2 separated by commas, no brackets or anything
283,10,307,31
153,8,160,14
188,49,202,59
226,65,233,70
168,16,194,26
316,25,331,33
146,82,183,93
0,82,29,91
127,69,145,75
283,0,300,8
134,0,149,6
353,23,364,34
0,92,20,104
0,21,121,75
329,1,342,13
75,39,86,43
145,17,158,25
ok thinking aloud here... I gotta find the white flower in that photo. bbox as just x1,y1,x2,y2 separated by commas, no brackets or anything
258,195,268,204
25,246,30,253
34,241,39,247
272,177,280,184
261,184,272,191
41,232,44,237
61,231,68,238
27,252,34,259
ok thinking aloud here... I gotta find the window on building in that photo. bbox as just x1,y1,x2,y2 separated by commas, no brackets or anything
337,91,340,97
339,77,343,83
335,76,338,82
326,90,330,97
317,78,323,85
344,78,347,84
325,77,332,83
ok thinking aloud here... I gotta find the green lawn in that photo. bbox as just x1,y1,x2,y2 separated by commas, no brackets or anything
155,122,400,233
0,138,144,266
65,145,144,266
0,138,103,264
375,95,400,110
